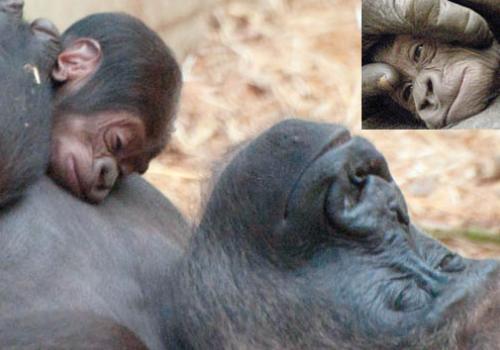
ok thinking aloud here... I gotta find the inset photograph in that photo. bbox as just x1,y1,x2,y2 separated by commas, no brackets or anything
362,0,500,129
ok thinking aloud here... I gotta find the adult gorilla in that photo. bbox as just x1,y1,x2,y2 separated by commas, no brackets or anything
3,120,499,349
170,120,500,349
363,0,500,129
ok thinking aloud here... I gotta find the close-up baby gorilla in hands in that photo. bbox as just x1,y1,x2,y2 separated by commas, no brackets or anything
372,35,500,129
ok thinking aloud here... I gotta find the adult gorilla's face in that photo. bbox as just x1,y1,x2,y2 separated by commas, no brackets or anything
199,119,500,346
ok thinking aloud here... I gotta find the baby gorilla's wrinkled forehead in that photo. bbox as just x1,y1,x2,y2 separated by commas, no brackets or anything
374,35,500,128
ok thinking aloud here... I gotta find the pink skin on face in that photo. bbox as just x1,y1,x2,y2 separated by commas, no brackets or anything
49,111,151,203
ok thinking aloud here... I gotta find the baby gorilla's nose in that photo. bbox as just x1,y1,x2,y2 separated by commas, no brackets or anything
87,157,119,203
413,71,448,128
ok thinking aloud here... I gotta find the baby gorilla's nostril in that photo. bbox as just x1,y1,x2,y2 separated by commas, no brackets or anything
95,158,119,189
426,78,433,95
419,99,431,111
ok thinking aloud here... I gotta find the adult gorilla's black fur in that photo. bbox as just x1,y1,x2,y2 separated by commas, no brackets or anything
0,13,59,206
171,119,500,349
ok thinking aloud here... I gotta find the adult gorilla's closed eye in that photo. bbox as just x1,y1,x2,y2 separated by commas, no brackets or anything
171,119,500,349
0,10,60,206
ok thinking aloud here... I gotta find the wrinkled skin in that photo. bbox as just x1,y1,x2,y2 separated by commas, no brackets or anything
0,10,60,206
373,35,500,128
172,119,500,349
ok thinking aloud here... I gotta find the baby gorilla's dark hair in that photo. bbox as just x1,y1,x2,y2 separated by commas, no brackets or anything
55,13,182,155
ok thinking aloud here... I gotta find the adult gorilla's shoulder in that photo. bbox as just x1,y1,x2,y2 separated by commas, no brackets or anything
0,175,189,350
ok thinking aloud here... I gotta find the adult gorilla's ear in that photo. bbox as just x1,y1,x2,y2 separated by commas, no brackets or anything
52,38,101,83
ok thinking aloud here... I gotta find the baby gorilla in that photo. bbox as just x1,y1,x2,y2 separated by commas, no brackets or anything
373,35,500,128
48,13,182,203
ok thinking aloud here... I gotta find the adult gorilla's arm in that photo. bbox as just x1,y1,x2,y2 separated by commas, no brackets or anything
453,0,500,38
363,0,493,53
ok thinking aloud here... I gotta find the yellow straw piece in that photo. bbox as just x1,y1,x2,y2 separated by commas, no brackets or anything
23,64,41,85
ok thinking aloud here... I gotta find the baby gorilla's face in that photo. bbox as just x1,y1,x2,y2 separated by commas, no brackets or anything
49,111,152,204
375,35,500,128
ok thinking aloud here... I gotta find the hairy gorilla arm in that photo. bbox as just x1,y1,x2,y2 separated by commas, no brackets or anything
0,175,188,350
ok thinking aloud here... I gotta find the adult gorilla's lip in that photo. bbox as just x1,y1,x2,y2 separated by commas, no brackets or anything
284,128,351,218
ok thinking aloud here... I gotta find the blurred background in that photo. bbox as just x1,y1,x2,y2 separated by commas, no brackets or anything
26,0,499,258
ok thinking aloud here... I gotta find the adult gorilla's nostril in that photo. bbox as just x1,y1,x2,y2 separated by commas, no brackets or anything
389,200,410,226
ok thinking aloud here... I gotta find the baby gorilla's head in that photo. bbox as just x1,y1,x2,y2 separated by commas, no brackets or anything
374,35,500,128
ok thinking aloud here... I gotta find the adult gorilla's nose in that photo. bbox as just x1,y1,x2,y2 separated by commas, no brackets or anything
325,137,409,237
31,18,60,42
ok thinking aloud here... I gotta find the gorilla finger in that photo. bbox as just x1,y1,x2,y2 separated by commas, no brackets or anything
362,63,400,98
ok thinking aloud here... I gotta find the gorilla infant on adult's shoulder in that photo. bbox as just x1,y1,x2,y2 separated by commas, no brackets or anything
1,119,499,349
171,119,500,349
371,35,500,129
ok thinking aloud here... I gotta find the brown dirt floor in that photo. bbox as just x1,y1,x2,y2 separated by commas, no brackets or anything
140,0,499,257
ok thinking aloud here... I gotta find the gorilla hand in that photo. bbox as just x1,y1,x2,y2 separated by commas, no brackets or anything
363,0,493,55
362,63,400,104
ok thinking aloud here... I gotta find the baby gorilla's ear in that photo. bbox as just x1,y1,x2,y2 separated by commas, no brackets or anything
52,38,101,83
